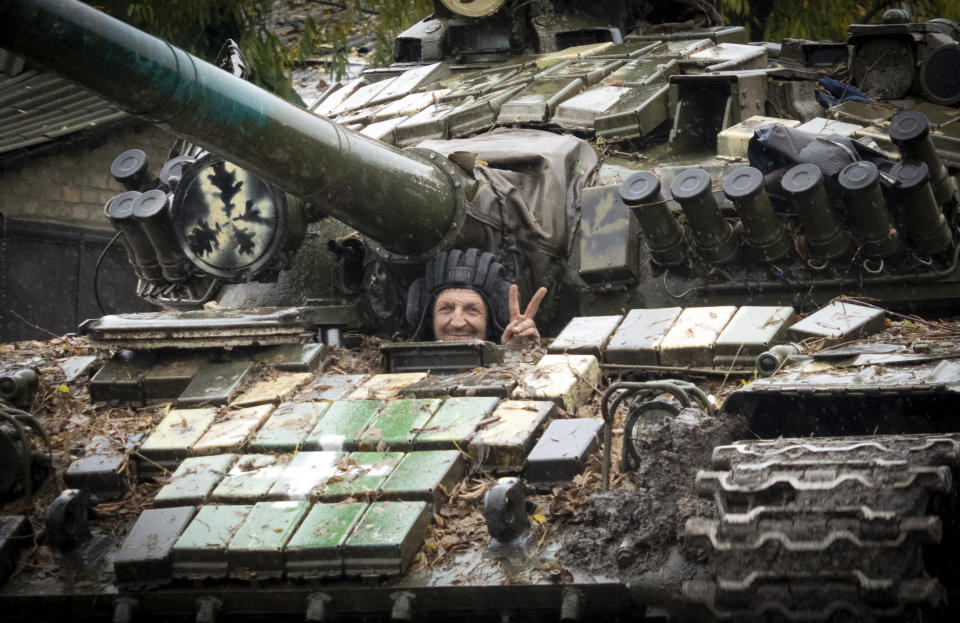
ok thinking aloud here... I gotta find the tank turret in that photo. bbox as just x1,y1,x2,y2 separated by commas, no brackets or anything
4,0,960,334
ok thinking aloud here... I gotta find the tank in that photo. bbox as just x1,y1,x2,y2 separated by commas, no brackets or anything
4,0,960,334
2,0,960,621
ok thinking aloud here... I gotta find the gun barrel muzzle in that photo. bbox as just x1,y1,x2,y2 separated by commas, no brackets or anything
670,168,739,264
722,166,791,262
619,171,687,267
781,163,851,263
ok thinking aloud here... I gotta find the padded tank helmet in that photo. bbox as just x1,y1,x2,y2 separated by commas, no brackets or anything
406,248,512,341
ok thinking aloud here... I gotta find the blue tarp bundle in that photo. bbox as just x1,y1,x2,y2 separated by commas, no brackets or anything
816,76,873,106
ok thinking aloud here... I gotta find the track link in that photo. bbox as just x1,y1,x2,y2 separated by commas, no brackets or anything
684,434,960,621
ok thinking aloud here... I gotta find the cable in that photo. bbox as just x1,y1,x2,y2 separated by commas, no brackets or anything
599,380,714,490
93,231,123,316
0,408,51,506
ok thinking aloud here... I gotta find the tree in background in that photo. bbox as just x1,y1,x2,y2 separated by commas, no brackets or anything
296,1,431,78
90,0,960,90
94,0,300,99
719,0,960,42
91,0,430,94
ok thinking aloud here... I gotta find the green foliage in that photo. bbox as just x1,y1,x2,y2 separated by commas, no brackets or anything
720,0,960,42
91,1,434,88
299,1,432,77
369,0,433,66
86,0,960,91
92,0,301,100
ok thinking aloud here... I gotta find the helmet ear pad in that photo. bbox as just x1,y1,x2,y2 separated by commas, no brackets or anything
407,248,512,341
405,278,426,328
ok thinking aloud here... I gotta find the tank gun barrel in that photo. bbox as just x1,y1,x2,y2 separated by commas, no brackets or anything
0,0,462,257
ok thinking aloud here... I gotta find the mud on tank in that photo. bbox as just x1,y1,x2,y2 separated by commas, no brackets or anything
1,0,960,620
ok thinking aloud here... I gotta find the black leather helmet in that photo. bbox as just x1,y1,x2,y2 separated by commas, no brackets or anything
406,248,511,341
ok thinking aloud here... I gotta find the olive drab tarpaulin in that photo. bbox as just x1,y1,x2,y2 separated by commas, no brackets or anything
419,129,598,297
420,129,597,253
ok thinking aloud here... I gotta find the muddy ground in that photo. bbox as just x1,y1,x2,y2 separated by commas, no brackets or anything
558,404,746,598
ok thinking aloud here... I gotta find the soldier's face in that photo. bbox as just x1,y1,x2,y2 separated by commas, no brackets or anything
433,288,488,341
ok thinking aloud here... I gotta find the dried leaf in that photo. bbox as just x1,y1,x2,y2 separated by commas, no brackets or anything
439,534,459,550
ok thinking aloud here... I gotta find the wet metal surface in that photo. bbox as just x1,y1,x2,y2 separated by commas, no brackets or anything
357,398,442,452
605,307,683,366
57,356,97,383
252,343,329,372
343,500,431,577
348,373,428,400
549,315,623,356
514,354,600,410
248,402,329,453
524,418,604,489
788,301,886,344
138,408,218,473
578,186,639,285
714,306,795,367
176,359,254,407
64,451,127,500
315,452,402,502
286,501,368,579
89,352,155,403
470,400,557,470
211,454,289,504
659,306,737,368
303,400,383,452
154,454,237,507
412,395,499,450
191,404,274,455
267,451,341,501
230,372,313,407
380,340,500,374
498,78,583,124
82,308,309,350
717,115,801,159
227,501,310,580
171,505,252,580
402,368,519,398
380,450,464,509
300,374,367,401
142,355,203,401
114,506,196,586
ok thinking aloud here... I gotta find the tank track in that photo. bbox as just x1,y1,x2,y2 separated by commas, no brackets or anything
684,434,960,621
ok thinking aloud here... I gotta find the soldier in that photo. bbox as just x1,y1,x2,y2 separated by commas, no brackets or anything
406,249,547,345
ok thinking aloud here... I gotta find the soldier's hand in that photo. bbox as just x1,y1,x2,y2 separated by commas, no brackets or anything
501,284,547,346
